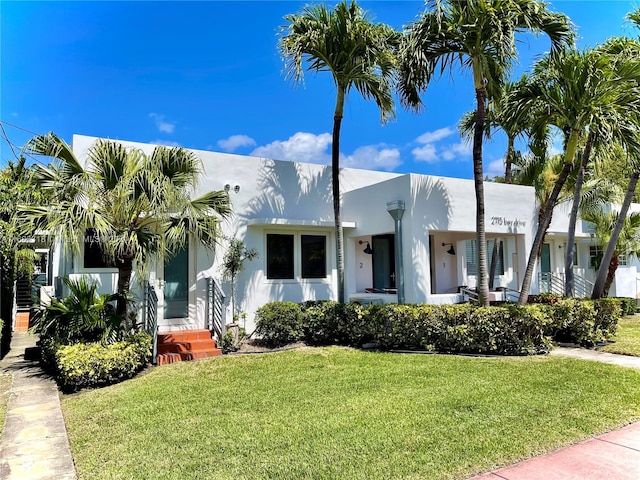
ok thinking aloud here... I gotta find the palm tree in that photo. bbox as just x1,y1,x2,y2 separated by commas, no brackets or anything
279,1,397,303
514,46,640,304
584,209,640,297
22,133,232,316
590,20,640,298
399,0,572,305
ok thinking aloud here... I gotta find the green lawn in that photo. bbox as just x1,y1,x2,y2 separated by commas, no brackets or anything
0,374,12,435
601,315,640,357
62,347,640,480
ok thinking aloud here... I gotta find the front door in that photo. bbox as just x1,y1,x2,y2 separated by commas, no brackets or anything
372,234,396,291
161,244,190,321
540,243,551,292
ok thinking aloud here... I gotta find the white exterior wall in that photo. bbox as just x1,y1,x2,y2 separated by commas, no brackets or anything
62,134,640,333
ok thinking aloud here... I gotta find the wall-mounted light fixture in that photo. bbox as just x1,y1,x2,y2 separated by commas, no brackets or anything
234,185,240,193
442,243,456,255
224,184,241,193
359,240,373,254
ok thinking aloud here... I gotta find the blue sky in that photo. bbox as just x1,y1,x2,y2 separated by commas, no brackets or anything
1,1,638,179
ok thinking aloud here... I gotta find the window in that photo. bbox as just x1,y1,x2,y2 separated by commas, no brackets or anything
83,229,115,268
266,234,294,279
619,254,628,267
589,245,603,269
266,233,328,280
465,239,504,276
301,235,326,278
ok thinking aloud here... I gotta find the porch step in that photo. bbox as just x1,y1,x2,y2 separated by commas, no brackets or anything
156,329,222,366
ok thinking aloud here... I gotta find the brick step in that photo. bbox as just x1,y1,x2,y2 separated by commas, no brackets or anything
156,329,222,366
157,349,222,366
157,339,219,355
158,329,213,343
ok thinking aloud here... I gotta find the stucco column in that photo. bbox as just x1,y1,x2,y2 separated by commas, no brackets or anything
387,200,405,304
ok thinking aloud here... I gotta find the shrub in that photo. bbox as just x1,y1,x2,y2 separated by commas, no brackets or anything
44,332,152,391
613,297,637,316
255,302,303,347
547,299,620,347
31,276,130,344
527,293,564,305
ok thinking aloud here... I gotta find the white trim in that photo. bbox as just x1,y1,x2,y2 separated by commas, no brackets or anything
249,218,356,228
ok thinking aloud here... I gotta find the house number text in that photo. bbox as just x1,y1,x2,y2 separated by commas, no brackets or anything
490,216,526,228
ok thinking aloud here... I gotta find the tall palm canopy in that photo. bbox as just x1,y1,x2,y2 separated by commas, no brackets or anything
279,0,397,303
21,133,232,315
399,0,572,305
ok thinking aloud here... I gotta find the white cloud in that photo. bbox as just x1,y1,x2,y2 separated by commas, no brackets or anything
251,132,332,164
412,144,438,163
412,127,471,164
484,158,505,179
343,145,401,171
441,142,472,161
149,113,176,134
151,139,181,147
217,134,256,152
416,127,454,144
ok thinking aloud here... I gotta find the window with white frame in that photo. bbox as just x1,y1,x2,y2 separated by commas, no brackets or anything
266,233,327,280
589,245,603,269
465,239,504,276
618,253,629,266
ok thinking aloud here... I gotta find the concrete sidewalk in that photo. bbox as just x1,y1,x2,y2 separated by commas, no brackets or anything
0,333,76,480
468,421,640,480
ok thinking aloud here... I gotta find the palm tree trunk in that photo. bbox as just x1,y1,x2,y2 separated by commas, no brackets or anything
518,130,580,305
603,254,619,298
333,87,346,304
116,255,134,316
592,170,640,298
565,130,595,297
504,135,514,184
473,76,489,306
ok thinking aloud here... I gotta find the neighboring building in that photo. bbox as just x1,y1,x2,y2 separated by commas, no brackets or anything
42,135,639,334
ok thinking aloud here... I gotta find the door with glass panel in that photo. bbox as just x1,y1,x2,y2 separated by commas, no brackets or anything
160,244,190,321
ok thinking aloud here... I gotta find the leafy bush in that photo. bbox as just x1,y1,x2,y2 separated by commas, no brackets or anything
613,297,637,316
527,293,564,305
547,299,619,347
255,302,303,347
31,276,129,344
42,332,152,391
301,301,380,347
372,303,551,355
257,297,622,355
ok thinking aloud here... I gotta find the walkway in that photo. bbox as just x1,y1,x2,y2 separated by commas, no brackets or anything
468,346,640,480
0,333,77,480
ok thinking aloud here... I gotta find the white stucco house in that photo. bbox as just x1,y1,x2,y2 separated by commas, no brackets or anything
44,135,640,336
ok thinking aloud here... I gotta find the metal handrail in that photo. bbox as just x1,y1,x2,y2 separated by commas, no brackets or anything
144,282,158,365
206,278,226,341
461,287,479,303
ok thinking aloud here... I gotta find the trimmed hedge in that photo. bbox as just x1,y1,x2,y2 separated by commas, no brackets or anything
254,302,304,348
254,298,625,355
613,297,637,316
41,332,152,391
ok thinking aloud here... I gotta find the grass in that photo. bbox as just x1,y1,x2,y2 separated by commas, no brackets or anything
62,347,640,480
601,315,640,357
0,374,12,435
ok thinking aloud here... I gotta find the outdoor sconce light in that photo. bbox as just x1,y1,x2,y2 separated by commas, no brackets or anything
442,243,456,255
234,185,240,193
359,240,373,254
224,184,241,193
